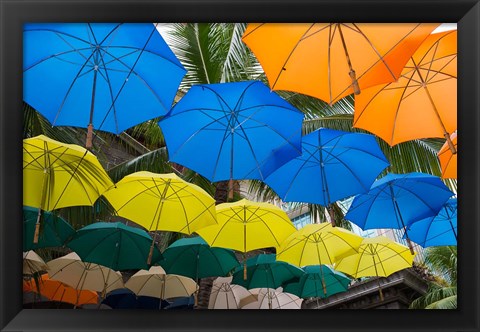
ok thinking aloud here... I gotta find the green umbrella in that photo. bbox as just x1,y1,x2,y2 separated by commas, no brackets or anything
284,265,350,299
159,237,240,280
232,254,304,290
23,206,75,251
66,222,162,271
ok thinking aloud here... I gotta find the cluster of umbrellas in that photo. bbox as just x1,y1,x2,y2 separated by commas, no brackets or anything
22,22,457,309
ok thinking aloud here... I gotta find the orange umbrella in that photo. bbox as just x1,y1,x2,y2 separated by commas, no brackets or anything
242,23,438,105
23,274,99,306
353,30,457,151
438,131,457,179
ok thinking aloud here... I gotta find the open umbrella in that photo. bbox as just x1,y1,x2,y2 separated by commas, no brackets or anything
23,206,75,251
231,254,304,292
24,23,186,149
438,132,457,179
159,80,304,197
66,221,162,271
241,288,303,309
345,172,454,254
196,199,296,279
242,23,438,105
103,171,217,263
101,288,169,309
208,280,256,309
23,135,113,243
284,265,350,299
276,223,362,295
160,236,239,279
23,250,48,275
47,252,124,296
335,236,415,301
353,30,457,151
406,198,457,247
264,128,389,225
125,266,197,307
24,273,99,307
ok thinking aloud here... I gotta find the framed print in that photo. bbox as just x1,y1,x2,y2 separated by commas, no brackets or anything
1,0,479,331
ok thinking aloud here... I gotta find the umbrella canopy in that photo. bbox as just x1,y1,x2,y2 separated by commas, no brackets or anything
23,274,98,306
103,172,217,234
345,172,454,253
335,236,415,278
23,206,75,251
164,296,195,310
24,23,186,148
23,135,113,211
159,236,240,280
406,198,457,247
276,223,363,267
264,128,389,207
208,280,256,309
101,288,169,309
241,288,303,309
242,23,438,105
47,252,124,293
335,236,415,301
23,250,48,274
353,30,457,149
66,221,162,271
438,132,457,179
196,199,296,253
231,254,304,290
125,266,197,301
159,80,304,182
284,265,350,299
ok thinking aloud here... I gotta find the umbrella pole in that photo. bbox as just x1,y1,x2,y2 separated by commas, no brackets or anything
338,24,360,95
243,253,247,281
327,205,336,227
411,59,456,154
444,207,458,241
86,57,99,150
194,253,199,308
373,255,384,302
228,179,234,201
34,168,50,244
390,186,415,255
147,232,157,265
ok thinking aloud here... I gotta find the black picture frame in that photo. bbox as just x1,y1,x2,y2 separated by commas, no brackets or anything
1,0,479,331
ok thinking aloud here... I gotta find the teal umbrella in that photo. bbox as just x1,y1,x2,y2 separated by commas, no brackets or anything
66,222,162,271
232,254,304,290
284,265,350,299
23,206,75,251
159,237,240,280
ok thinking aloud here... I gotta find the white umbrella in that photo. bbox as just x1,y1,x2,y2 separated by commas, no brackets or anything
46,252,124,294
126,266,197,301
23,250,48,274
241,288,302,309
208,279,256,309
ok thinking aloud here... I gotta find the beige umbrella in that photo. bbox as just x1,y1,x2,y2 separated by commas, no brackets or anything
46,252,124,295
23,250,48,274
241,288,302,309
125,266,197,302
208,277,257,309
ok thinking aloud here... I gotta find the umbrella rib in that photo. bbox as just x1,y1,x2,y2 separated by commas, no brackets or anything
163,183,217,221
352,82,391,127
24,47,97,71
353,245,369,277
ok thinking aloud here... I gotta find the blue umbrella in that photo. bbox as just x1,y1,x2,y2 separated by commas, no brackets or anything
159,81,304,186
24,23,186,148
345,173,454,253
102,288,170,309
405,198,457,247
265,128,389,224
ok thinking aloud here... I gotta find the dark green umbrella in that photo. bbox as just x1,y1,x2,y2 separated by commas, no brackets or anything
284,265,350,299
23,206,75,251
66,222,162,271
159,237,240,280
232,254,304,290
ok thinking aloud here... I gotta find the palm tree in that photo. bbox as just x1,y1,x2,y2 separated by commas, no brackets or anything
410,246,457,309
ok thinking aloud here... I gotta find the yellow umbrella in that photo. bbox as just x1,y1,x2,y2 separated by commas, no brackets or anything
334,236,415,301
103,171,217,263
276,223,362,295
125,266,197,304
23,250,48,274
196,199,296,279
23,135,114,242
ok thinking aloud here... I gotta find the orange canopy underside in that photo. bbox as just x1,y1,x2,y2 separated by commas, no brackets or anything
242,23,439,105
353,30,457,145
23,274,98,306
438,132,457,179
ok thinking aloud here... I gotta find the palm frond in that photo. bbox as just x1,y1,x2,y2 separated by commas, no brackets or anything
410,285,457,309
